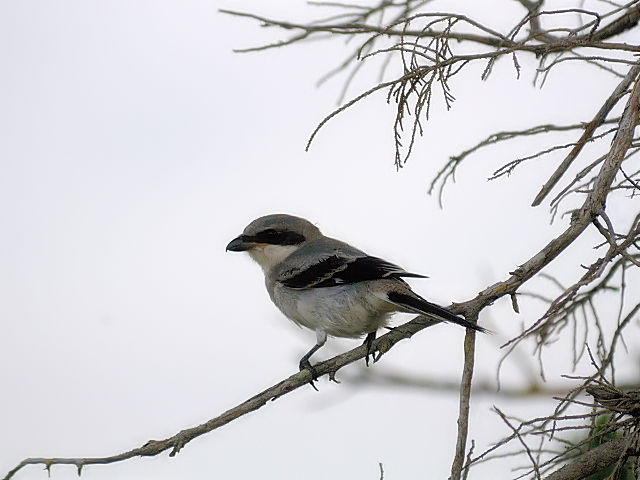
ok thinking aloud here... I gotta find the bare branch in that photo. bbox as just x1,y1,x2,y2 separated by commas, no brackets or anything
450,321,478,480
590,2,640,40
543,436,639,480
531,63,640,206
219,9,512,49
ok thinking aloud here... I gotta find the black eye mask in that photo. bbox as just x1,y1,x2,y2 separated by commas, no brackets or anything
245,229,306,246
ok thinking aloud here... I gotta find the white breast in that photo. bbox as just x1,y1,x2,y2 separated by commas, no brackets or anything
271,282,394,338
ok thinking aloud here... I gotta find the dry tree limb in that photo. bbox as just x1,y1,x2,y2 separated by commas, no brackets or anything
590,2,640,41
450,321,478,480
543,436,639,480
531,63,640,207
219,9,514,50
548,146,634,216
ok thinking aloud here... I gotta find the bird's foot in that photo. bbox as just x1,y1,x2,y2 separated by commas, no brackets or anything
299,358,319,391
363,331,376,367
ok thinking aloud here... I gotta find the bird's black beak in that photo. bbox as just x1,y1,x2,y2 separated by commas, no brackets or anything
226,235,252,252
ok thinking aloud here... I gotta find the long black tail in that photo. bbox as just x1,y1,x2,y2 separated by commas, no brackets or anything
387,291,487,333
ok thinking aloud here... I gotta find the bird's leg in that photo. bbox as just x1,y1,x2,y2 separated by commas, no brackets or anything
299,330,327,388
363,331,376,367
299,344,322,377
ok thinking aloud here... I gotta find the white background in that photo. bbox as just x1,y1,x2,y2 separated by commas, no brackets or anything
2,1,639,479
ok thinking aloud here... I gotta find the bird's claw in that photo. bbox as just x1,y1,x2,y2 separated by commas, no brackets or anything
364,331,377,367
373,350,384,363
299,359,319,391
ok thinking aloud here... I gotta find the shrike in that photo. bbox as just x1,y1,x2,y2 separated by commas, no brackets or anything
226,214,485,376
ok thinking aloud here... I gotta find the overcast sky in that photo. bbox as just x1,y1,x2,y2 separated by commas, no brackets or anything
1,2,638,479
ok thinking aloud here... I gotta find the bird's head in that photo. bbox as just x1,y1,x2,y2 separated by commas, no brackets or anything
226,214,322,272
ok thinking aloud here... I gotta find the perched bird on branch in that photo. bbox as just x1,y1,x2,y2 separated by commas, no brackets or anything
226,214,485,378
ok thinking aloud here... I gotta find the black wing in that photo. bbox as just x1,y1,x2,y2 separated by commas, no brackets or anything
281,255,426,289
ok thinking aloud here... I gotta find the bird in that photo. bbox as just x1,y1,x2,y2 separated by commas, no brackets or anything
226,213,485,378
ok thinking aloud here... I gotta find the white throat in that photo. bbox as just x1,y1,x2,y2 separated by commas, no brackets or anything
248,244,300,273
